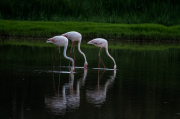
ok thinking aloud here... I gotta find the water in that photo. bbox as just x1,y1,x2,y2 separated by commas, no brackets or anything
1,40,180,119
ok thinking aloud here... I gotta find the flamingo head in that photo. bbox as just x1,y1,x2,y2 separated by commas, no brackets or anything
46,38,55,43
114,65,117,70
84,62,88,68
61,34,67,37
87,40,94,45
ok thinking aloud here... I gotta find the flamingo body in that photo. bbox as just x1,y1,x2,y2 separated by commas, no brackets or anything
46,36,68,46
62,31,82,42
87,38,117,70
87,38,107,48
61,31,88,68
46,36,74,72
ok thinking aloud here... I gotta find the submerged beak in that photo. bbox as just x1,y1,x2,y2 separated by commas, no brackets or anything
84,65,87,69
114,65,117,70
84,62,88,69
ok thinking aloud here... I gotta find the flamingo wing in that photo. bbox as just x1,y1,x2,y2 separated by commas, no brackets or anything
87,38,107,48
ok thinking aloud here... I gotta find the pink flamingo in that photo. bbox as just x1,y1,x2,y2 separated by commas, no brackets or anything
87,38,117,70
61,31,88,68
46,36,74,72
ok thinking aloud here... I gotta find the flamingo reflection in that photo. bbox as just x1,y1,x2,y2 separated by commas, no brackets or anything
45,64,87,115
86,59,116,107
66,68,87,109
45,60,67,115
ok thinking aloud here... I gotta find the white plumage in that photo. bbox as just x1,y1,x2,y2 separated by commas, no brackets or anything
61,31,88,68
87,38,117,70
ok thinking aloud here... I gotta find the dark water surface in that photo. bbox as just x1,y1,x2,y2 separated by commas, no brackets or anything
1,40,180,119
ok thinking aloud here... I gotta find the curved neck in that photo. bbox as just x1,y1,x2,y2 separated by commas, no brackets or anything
78,41,87,63
63,46,74,71
105,48,116,67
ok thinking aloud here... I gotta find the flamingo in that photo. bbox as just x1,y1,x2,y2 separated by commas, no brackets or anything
61,31,88,68
46,36,74,72
87,38,117,70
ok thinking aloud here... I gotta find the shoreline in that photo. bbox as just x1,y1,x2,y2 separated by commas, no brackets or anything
0,20,180,41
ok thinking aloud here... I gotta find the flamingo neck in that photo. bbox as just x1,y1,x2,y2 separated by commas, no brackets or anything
61,34,67,37
78,41,88,66
63,45,74,71
105,48,116,70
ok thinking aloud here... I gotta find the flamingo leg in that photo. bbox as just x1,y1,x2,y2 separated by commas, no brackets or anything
70,41,74,57
98,55,100,69
54,47,59,60
73,41,75,55
98,58,100,90
73,51,75,70
98,47,101,57
52,62,56,94
58,46,61,96
97,59,106,91
53,47,59,67
99,57,106,69
58,46,61,62
98,47,106,69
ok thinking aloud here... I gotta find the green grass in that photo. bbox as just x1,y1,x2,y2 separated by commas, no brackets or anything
1,39,180,51
1,20,180,41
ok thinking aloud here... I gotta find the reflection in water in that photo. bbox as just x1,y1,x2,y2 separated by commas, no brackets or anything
86,61,116,107
45,61,67,115
45,67,87,115
2,42,180,119
66,72,78,109
45,85,67,115
12,90,25,119
66,68,87,110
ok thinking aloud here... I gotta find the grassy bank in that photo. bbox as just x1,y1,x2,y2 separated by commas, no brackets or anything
1,39,180,51
0,20,180,41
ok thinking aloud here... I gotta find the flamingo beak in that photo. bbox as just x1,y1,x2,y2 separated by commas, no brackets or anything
84,64,87,69
87,41,93,44
46,38,51,43
84,62,88,69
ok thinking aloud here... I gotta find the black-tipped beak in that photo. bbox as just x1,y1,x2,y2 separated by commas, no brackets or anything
46,38,51,43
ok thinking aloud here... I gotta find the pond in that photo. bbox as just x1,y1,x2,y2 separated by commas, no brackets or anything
1,39,180,119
